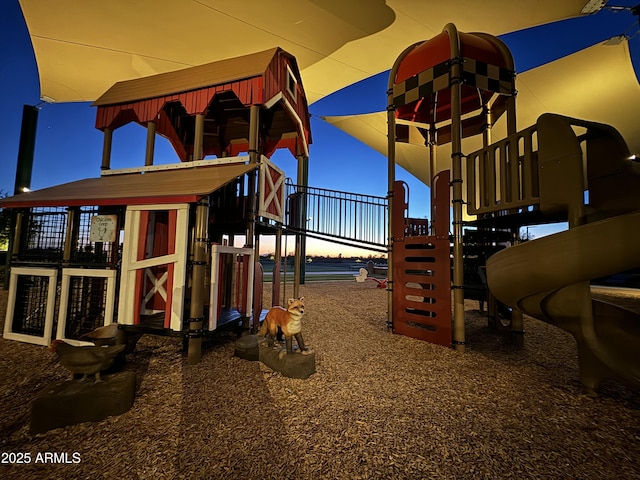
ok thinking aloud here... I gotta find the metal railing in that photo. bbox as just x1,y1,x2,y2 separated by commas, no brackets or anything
466,124,540,215
285,181,388,251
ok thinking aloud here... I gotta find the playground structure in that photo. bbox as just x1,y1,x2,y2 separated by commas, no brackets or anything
483,114,640,391
2,48,311,364
1,23,639,390
387,23,518,351
386,24,640,390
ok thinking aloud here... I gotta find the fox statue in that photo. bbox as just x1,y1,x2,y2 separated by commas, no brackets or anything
258,297,310,355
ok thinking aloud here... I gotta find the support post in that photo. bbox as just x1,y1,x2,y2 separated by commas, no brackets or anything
293,232,301,299
293,164,303,299
188,198,209,365
62,208,77,264
428,125,437,233
294,147,308,295
386,43,420,332
446,23,466,352
101,128,113,171
282,233,288,304
273,227,282,306
145,121,156,166
510,227,525,346
506,96,517,137
254,235,261,263
193,114,205,162
4,105,38,289
386,99,397,331
483,103,492,148
246,105,260,327
14,105,37,193
4,211,22,290
10,212,22,259
247,105,260,247
3,210,17,290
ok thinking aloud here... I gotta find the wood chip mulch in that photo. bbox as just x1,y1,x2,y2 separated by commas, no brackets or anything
0,283,639,479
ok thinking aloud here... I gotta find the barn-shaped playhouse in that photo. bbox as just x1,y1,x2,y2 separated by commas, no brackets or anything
2,47,311,363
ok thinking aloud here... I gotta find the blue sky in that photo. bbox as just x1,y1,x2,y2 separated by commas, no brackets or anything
1,1,639,255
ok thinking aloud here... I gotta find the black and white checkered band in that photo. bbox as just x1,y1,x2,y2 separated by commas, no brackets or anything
461,58,515,95
392,60,450,108
391,58,515,108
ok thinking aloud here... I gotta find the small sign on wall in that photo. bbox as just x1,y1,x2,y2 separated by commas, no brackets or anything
90,215,118,242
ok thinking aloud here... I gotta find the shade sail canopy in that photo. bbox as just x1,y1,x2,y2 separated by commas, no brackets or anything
19,0,587,104
0,163,257,208
322,41,640,187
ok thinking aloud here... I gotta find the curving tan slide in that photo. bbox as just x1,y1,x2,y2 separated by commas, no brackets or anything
487,211,640,391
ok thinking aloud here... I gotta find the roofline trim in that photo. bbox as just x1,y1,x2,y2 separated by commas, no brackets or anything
100,155,251,176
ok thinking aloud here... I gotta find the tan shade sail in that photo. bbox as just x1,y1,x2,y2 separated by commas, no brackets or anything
19,0,587,104
322,41,640,187
508,40,640,150
0,163,258,208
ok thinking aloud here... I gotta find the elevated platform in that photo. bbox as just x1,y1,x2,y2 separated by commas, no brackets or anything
467,208,567,230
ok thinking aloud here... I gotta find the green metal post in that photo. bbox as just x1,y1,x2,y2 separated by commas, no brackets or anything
4,105,38,289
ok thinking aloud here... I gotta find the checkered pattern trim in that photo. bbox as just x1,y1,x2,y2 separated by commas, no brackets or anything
391,58,515,108
392,60,450,108
461,58,515,95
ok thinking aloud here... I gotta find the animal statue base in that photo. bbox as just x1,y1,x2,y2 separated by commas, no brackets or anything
235,334,316,379
30,371,136,434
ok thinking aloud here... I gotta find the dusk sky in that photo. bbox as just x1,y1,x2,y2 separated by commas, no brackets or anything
2,1,639,256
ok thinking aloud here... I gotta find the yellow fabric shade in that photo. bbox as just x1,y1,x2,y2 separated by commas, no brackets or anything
322,42,640,188
19,0,587,104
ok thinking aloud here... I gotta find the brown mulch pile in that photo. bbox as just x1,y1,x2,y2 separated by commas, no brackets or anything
0,283,639,479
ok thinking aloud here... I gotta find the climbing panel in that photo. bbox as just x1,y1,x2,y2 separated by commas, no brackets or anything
391,171,451,346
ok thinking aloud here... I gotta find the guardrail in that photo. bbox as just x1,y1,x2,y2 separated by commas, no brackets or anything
286,181,388,251
466,124,540,215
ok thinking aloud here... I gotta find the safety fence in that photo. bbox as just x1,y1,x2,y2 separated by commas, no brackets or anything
285,181,388,252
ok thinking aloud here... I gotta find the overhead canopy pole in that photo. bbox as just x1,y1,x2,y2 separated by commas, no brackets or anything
4,105,39,290
13,105,38,195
